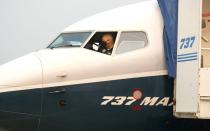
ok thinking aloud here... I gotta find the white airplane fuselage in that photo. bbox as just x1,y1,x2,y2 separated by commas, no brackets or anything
0,0,210,131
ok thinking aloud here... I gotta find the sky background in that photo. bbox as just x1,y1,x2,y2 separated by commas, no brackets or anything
0,0,146,65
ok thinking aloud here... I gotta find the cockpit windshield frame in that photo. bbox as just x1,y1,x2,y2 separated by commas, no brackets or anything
47,31,93,49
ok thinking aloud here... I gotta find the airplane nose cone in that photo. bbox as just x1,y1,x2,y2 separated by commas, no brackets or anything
0,52,42,91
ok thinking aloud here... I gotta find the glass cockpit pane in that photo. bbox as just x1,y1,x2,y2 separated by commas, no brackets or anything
48,32,91,48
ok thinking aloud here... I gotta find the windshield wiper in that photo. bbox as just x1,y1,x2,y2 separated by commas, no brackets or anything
50,44,79,49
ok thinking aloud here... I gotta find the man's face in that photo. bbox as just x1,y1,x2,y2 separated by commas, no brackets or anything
102,34,114,48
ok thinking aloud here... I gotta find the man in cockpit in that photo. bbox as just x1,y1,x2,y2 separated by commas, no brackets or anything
100,34,114,55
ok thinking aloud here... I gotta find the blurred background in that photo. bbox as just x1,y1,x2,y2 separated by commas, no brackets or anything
0,0,146,64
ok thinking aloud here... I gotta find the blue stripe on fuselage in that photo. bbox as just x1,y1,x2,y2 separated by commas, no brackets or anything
1,75,210,131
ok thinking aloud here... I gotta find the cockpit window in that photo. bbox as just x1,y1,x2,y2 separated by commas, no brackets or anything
116,31,148,54
48,32,91,49
84,32,117,55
